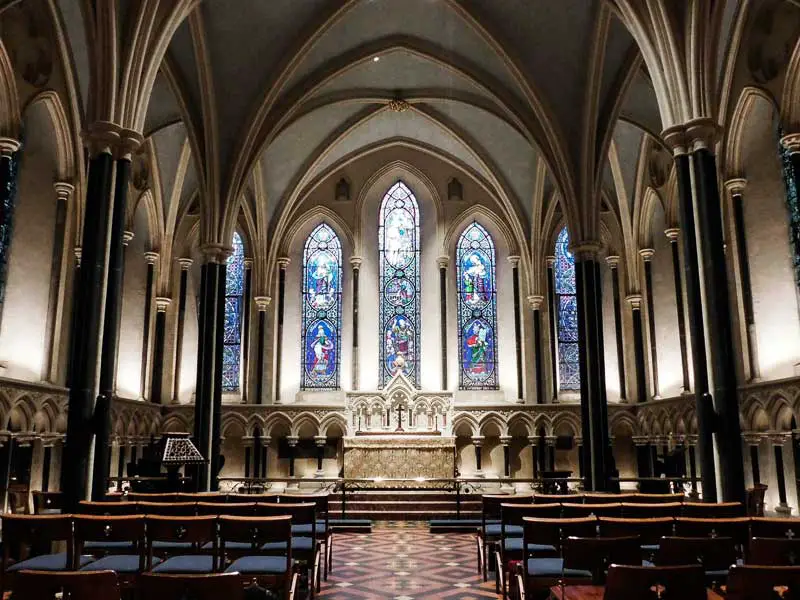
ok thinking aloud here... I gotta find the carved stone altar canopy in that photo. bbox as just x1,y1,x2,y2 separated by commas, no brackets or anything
346,372,454,436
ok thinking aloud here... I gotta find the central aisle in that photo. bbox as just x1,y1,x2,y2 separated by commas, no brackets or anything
319,522,501,599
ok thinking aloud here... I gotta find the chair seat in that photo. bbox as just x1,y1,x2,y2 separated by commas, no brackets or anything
84,540,136,552
485,524,523,537
262,537,313,552
8,553,95,572
152,554,216,574
80,554,159,573
203,541,252,551
502,538,556,553
225,556,289,574
152,541,193,551
641,544,659,552
291,523,327,535
526,557,592,579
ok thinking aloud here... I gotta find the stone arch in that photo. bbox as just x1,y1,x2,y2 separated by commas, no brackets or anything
279,205,355,258
507,412,534,437
23,90,75,181
452,413,479,437
478,412,508,437
725,86,779,178
264,413,292,438
320,413,348,437
552,412,580,438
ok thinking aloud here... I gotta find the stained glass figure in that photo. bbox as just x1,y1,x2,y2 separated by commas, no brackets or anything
780,133,800,288
456,222,498,389
379,181,420,387
222,232,245,392
555,227,580,390
301,223,342,389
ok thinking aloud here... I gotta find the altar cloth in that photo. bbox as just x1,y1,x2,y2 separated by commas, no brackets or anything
342,435,456,480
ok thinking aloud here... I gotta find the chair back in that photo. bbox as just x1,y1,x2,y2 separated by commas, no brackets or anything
196,502,255,516
73,515,145,564
621,502,682,518
561,502,622,518
138,573,244,600
13,570,120,600
256,502,316,527
598,517,675,546
136,501,197,516
32,492,62,515
630,493,685,504
682,501,744,518
281,493,329,525
500,503,561,532
522,516,597,553
176,492,226,502
228,493,278,504
144,516,218,568
751,517,800,540
674,517,751,547
582,493,636,504
603,564,706,600
749,537,800,566
218,515,292,553
77,501,135,515
562,536,641,582
482,494,530,523
655,536,737,572
534,494,578,504
746,484,768,517
127,493,180,503
1,514,74,572
726,564,800,599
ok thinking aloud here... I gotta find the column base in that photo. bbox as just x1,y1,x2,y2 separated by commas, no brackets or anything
314,470,325,478
287,481,300,490
776,503,793,516
473,471,484,478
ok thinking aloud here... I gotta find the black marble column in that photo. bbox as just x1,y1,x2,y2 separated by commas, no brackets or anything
473,437,483,473
529,437,537,479
745,437,761,485
664,229,691,393
252,430,262,479
254,297,270,404
0,137,21,331
635,440,652,478
149,298,171,404
437,256,448,390
274,258,290,402
528,295,545,404
547,438,556,472
262,437,270,478
726,178,760,381
287,437,298,477
509,256,524,402
688,441,699,496
605,257,626,401
241,259,253,403
501,437,511,478
577,438,584,478
627,295,647,403
773,436,789,510
172,259,192,402
640,249,659,398
211,260,226,491
350,258,361,389
315,436,326,474
546,257,558,400
139,252,158,399
574,247,611,491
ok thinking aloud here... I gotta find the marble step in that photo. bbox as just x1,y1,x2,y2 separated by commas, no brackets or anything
329,509,481,521
330,500,480,511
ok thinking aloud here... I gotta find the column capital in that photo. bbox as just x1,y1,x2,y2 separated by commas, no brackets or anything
314,436,327,447
471,436,485,447
769,432,790,446
626,294,643,309
724,177,748,195
507,255,521,267
83,121,122,157
143,251,160,265
122,231,135,246
781,132,800,153
286,436,299,447
527,436,538,446
115,129,144,160
605,255,621,268
74,246,82,266
277,257,291,269
545,435,557,447
632,436,651,447
254,296,272,311
500,436,512,446
200,244,229,264
639,248,655,262
527,295,544,311
545,255,556,268
155,297,171,312
574,436,583,446
436,255,450,269
742,433,764,446
53,181,75,200
571,241,602,261
664,228,680,242
661,118,720,155
178,257,193,270
244,257,254,269
0,136,20,156
349,256,363,269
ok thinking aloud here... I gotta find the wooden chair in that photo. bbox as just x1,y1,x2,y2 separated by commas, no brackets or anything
138,572,247,600
561,535,641,583
280,493,332,580
726,564,800,599
630,492,685,504
32,491,62,515
746,484,768,517
751,517,800,539
196,501,256,516
682,501,745,518
655,536,737,587
560,502,622,518
13,569,120,600
147,515,218,573
674,517,751,558
256,502,320,594
230,493,278,504
748,537,800,566
582,493,636,504
598,517,675,559
219,515,294,599
603,564,707,600
478,494,531,581
533,494,577,504
127,493,180,503
136,501,197,516
73,515,147,588
620,501,682,519
177,492,226,503
77,500,136,515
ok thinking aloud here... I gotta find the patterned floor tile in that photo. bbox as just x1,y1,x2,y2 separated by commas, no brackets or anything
320,522,500,600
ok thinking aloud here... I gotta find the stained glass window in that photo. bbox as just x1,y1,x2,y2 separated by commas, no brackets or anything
222,232,245,392
301,223,342,389
555,227,580,390
456,222,498,389
379,181,421,387
779,132,800,288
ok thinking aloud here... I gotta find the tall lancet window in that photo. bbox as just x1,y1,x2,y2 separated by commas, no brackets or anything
779,133,800,287
379,181,421,387
555,227,580,390
301,223,342,389
223,232,245,392
457,222,498,389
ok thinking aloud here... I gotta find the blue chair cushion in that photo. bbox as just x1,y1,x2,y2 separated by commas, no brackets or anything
262,537,313,552
80,554,159,573
641,544,659,552
203,541,251,551
225,556,289,574
526,558,592,578
83,541,136,552
152,541,193,551
485,524,523,537
502,538,557,553
291,523,327,535
8,553,95,572
152,555,216,574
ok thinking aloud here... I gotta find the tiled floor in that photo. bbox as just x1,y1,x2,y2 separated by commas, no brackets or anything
319,522,501,599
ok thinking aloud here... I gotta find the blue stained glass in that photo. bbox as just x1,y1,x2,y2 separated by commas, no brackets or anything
779,132,800,288
301,223,342,389
379,181,421,387
222,232,245,392
555,227,580,390
456,222,498,389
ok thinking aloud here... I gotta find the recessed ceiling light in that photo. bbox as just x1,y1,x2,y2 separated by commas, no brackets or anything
373,56,380,62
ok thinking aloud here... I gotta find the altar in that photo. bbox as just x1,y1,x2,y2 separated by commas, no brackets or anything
342,435,456,479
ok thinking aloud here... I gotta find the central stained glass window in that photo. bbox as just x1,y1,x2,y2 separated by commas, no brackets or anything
456,222,498,389
555,227,580,390
379,181,421,387
301,223,342,389
223,231,245,392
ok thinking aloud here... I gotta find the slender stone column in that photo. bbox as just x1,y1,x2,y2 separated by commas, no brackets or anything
664,229,691,392
44,182,74,383
508,256,524,402
772,434,792,515
172,258,192,402
274,258,290,403
743,434,762,486
528,436,538,479
254,296,271,404
627,295,647,403
500,436,512,478
287,436,298,478
350,257,362,389
241,259,253,403
0,137,21,330
472,436,484,475
140,252,159,399
315,436,327,477
687,436,699,498
546,436,556,472
725,178,760,381
634,437,652,478
149,298,171,404
546,256,558,400
575,436,584,479
437,256,449,390
605,256,626,401
640,249,659,398
262,436,271,478
527,295,545,404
